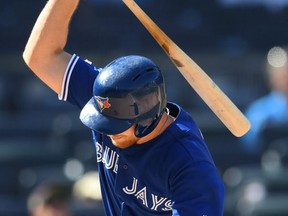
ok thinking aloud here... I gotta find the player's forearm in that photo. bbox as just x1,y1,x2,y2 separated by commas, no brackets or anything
23,0,79,68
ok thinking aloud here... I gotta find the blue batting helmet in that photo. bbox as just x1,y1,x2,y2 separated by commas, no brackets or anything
80,55,167,137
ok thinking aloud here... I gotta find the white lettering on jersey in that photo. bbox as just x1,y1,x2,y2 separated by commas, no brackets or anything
96,142,103,163
102,146,117,169
135,187,148,207
113,154,119,174
123,177,138,194
162,199,173,211
151,195,167,211
96,142,172,212
123,177,172,212
96,142,118,173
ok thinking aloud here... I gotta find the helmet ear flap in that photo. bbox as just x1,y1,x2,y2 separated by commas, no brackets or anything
135,119,154,137
134,110,164,137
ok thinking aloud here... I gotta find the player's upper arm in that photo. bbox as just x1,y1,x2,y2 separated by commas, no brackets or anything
23,49,72,95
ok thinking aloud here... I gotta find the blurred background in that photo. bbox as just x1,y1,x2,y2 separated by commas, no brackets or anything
1,0,288,215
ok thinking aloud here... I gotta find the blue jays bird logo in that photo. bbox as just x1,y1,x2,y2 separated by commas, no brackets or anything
94,96,111,112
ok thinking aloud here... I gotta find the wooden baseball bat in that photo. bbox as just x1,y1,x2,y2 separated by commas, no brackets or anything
122,0,250,137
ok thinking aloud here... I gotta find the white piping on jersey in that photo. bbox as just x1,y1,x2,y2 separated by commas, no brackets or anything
58,54,79,101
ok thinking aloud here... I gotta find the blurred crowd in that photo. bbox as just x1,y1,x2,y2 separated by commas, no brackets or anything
1,0,288,215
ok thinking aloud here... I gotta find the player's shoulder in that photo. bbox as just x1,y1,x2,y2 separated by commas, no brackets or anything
165,102,213,163
167,102,201,138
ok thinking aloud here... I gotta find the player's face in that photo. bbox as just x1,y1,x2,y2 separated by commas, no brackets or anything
108,125,139,149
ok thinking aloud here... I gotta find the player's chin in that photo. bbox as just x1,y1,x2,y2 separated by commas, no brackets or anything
113,141,135,149
110,136,135,149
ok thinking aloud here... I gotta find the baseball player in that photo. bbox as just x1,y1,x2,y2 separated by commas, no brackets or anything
23,0,225,215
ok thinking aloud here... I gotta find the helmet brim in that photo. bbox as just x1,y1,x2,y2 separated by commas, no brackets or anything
80,97,133,135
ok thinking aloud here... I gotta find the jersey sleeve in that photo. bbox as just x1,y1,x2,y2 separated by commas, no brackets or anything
170,161,225,216
58,54,99,109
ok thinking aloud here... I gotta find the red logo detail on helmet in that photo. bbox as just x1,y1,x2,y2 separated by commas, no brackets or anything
94,96,111,112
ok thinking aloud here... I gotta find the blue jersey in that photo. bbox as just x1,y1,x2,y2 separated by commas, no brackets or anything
59,54,225,216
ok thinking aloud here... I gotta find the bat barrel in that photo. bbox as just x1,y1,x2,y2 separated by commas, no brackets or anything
122,0,251,137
